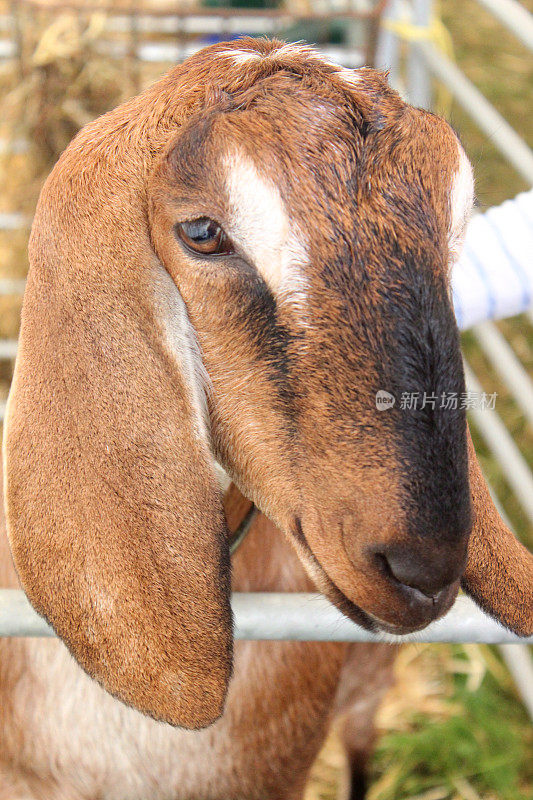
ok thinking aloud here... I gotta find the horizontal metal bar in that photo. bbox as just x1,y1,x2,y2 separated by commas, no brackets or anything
108,13,283,35
416,42,533,186
0,589,530,643
0,36,364,68
475,0,533,51
7,3,375,22
98,40,364,67
0,278,26,295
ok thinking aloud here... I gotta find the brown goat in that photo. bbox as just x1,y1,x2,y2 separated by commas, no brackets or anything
1,38,532,799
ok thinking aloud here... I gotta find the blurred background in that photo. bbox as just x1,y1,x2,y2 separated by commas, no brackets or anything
0,1,532,798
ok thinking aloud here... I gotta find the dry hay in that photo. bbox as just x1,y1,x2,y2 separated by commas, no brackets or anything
0,1,153,405
305,643,512,800
3,3,134,165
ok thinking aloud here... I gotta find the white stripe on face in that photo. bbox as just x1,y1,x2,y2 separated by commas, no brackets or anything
220,43,314,65
448,144,474,265
224,151,308,298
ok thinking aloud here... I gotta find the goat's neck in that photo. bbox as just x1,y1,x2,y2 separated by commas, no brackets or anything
225,483,312,594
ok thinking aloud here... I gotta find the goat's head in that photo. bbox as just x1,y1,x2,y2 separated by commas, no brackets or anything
3,39,532,729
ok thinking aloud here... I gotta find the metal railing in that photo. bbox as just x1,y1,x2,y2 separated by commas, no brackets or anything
1,589,531,644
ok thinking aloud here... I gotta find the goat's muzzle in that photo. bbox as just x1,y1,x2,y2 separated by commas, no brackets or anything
293,499,471,634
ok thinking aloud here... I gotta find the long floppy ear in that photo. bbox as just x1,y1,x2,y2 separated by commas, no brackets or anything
462,429,533,636
2,124,232,728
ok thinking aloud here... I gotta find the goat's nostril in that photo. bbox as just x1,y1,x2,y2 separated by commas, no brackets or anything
376,551,456,599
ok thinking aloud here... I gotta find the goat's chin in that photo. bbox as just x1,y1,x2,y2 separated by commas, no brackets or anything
370,583,459,635
312,570,379,632
284,515,459,636
279,516,377,631
310,558,458,636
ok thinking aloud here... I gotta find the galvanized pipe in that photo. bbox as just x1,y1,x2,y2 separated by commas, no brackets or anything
0,589,531,644
415,42,533,186
475,0,533,52
499,645,533,720
464,361,533,524
0,38,364,69
407,0,433,108
472,321,533,429
374,0,402,85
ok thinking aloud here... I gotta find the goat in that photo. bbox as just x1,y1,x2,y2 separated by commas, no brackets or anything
1,38,532,800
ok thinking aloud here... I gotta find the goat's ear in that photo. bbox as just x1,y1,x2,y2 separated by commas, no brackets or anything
3,150,232,728
462,429,533,636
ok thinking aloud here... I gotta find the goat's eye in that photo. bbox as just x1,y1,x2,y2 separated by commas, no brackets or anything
175,218,234,256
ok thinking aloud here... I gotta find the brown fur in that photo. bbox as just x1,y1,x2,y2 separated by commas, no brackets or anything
1,38,531,798
1,477,394,800
462,431,533,635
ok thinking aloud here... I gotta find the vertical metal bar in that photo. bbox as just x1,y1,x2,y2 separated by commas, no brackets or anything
374,0,402,86
9,0,24,81
407,0,433,107
499,646,533,722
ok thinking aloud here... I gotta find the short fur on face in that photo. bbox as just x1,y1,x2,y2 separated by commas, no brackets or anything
3,38,532,729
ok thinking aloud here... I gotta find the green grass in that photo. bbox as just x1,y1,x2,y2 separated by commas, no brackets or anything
371,648,533,800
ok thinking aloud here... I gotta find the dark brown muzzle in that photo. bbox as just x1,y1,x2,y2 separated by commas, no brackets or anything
295,239,473,632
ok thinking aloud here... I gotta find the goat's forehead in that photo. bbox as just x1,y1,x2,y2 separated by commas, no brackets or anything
219,138,467,301
161,50,466,291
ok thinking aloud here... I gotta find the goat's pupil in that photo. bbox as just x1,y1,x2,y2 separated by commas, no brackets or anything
187,218,217,242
